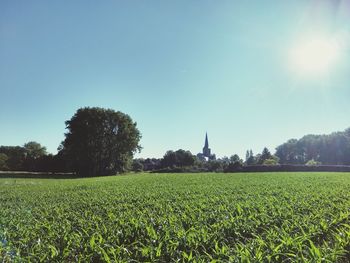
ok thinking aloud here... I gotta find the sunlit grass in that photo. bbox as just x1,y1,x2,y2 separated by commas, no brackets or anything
1,172,350,261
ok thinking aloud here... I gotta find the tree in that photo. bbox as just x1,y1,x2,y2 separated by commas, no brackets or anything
245,150,250,163
245,149,255,165
263,157,279,166
24,141,47,159
0,146,26,170
275,139,302,164
206,160,223,172
60,107,141,176
305,159,321,166
230,154,242,164
224,161,243,172
275,128,350,165
258,147,272,164
132,159,144,172
161,149,195,168
23,141,48,171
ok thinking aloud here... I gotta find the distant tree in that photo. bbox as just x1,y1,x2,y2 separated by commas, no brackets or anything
245,149,255,165
24,141,47,159
60,107,141,176
254,154,261,164
142,158,161,171
220,156,230,165
0,146,26,170
258,147,272,164
22,141,48,171
275,128,350,165
0,153,8,170
230,154,242,164
305,159,321,166
275,139,302,164
217,156,230,169
161,149,195,168
224,161,243,172
132,159,144,172
263,157,279,166
161,150,177,168
345,128,350,137
206,160,223,172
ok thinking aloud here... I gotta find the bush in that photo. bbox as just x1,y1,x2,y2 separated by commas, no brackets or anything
132,160,144,172
224,161,243,172
263,158,279,166
305,159,322,166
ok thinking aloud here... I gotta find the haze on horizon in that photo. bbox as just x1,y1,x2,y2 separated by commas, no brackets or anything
1,0,350,159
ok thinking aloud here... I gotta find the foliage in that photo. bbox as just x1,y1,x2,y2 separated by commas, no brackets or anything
229,154,242,164
224,161,243,172
263,158,279,166
245,149,255,165
205,160,224,172
132,159,144,172
0,144,69,173
60,107,141,176
161,149,195,168
1,172,350,261
306,159,322,166
23,141,47,159
139,158,161,171
258,147,272,164
275,129,350,165
0,146,26,170
23,142,48,171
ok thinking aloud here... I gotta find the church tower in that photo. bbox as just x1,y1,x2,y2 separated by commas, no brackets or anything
202,132,211,157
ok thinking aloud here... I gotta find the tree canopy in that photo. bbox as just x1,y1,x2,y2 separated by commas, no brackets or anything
275,129,350,165
161,149,196,168
60,107,141,176
0,146,26,170
24,141,47,159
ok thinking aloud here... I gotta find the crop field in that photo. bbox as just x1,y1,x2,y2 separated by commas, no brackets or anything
1,172,350,262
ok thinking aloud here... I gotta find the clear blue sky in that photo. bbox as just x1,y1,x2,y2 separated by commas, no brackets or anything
1,0,350,159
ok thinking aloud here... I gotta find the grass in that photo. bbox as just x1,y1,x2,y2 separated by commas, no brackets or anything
1,172,350,262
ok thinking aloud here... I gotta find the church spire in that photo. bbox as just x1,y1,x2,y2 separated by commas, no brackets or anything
203,132,211,158
204,132,209,148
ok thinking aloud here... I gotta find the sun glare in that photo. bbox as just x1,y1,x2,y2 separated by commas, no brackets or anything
288,36,340,77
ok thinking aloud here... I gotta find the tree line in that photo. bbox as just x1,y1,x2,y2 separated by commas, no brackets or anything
275,128,350,165
0,107,141,176
132,147,278,173
1,106,350,175
0,142,68,172
133,127,350,173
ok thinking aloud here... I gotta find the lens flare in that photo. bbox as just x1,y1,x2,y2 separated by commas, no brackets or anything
288,36,340,76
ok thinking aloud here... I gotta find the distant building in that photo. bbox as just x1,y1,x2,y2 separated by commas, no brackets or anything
197,133,216,161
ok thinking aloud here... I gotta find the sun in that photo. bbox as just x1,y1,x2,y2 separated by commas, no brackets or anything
288,36,340,77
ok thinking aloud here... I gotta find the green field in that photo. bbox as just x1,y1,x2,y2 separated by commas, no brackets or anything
1,172,350,262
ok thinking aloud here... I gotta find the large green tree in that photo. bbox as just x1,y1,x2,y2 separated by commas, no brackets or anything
60,107,141,176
